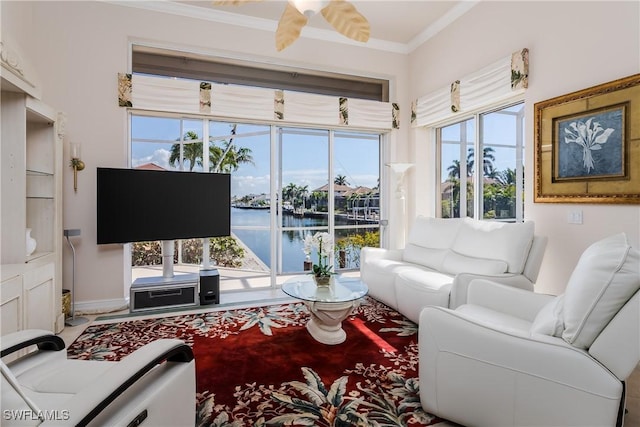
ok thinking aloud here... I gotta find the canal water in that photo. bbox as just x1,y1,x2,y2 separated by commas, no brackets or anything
231,207,376,272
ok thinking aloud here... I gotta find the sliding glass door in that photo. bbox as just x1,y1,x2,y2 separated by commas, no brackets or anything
131,113,382,289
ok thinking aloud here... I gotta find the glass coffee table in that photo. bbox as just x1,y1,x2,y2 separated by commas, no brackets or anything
281,275,368,345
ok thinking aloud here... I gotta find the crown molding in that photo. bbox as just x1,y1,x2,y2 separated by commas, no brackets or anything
103,1,478,55
104,1,407,54
406,1,480,53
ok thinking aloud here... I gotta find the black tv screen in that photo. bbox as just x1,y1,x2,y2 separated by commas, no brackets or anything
97,167,230,244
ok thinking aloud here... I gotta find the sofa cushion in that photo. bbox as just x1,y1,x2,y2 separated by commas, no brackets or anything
530,295,565,337
406,216,462,249
362,258,418,310
403,244,449,271
562,233,640,349
396,269,454,322
452,218,534,273
441,252,508,276
403,217,462,270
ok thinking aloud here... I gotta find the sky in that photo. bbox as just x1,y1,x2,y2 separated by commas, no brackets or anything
131,116,381,198
440,103,524,181
131,103,523,197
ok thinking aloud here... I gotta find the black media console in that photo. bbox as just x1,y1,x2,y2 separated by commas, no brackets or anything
130,274,199,312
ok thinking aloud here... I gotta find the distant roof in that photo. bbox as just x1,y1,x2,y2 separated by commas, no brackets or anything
344,186,376,197
313,183,352,193
135,162,167,171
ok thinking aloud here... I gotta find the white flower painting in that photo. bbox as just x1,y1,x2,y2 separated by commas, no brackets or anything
557,106,624,179
563,118,614,172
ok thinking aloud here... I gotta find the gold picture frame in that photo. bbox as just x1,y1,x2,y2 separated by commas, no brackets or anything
534,73,640,204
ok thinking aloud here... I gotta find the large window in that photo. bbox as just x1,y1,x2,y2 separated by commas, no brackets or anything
438,102,524,221
130,114,382,289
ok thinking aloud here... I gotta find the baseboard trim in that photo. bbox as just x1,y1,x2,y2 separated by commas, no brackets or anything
75,298,129,315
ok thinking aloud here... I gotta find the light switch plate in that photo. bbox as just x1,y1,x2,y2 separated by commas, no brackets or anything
567,210,583,224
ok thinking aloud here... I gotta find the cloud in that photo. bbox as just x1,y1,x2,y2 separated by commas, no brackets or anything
231,174,271,196
132,148,172,169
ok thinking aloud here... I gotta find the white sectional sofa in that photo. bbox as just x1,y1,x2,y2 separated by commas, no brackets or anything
360,216,547,322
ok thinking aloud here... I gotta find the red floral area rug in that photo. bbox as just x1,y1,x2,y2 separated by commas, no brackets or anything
67,297,444,426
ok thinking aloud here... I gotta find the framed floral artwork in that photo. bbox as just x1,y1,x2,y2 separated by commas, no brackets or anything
534,73,640,203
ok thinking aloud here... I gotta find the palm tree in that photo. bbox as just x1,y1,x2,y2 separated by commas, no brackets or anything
283,183,298,208
209,141,254,173
495,168,516,186
298,185,309,210
447,160,464,179
169,126,254,173
334,174,349,186
467,147,496,177
169,131,202,171
210,124,254,173
310,190,327,211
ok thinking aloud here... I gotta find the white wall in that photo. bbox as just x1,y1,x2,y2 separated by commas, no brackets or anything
3,1,639,307
2,1,411,308
408,1,640,294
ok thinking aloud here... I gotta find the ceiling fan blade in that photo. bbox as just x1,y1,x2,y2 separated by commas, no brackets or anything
321,0,370,43
275,2,308,51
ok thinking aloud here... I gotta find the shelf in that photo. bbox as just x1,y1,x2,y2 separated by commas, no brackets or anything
26,251,54,263
26,169,54,177
26,172,54,199
2,49,63,334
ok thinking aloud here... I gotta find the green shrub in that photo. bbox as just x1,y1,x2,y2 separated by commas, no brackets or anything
335,230,380,268
132,237,245,268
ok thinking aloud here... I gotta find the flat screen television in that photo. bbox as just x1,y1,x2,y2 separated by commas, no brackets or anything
97,167,231,245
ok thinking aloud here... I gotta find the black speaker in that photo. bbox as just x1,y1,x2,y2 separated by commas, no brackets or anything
199,269,220,305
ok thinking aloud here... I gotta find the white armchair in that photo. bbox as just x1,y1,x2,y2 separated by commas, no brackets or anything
1,329,196,426
419,233,640,427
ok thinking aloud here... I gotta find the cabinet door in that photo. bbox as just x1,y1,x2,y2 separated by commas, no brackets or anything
1,275,23,335
1,275,25,362
23,262,55,331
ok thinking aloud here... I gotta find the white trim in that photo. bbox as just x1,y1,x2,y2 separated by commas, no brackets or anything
106,1,477,54
406,1,480,53
75,297,129,315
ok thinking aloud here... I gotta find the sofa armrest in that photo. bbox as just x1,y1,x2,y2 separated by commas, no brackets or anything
360,246,403,263
523,235,548,283
449,272,536,309
463,279,555,322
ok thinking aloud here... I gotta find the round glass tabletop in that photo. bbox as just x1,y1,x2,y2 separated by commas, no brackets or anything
281,275,368,303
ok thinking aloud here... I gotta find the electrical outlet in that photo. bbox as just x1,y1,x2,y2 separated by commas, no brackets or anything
567,210,583,224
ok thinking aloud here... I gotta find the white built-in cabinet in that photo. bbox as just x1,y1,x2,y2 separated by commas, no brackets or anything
1,53,64,335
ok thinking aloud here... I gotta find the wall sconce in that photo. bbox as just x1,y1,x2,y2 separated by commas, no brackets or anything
69,142,85,193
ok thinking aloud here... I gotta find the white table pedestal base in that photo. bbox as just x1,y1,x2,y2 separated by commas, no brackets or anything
305,301,355,345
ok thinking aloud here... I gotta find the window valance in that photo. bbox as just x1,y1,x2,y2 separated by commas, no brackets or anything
118,73,399,131
411,48,529,127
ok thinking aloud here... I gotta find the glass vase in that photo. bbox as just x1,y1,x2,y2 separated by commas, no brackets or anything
313,275,331,287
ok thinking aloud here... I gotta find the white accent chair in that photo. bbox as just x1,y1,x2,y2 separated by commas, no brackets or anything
1,329,196,426
419,233,640,427
361,216,547,322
